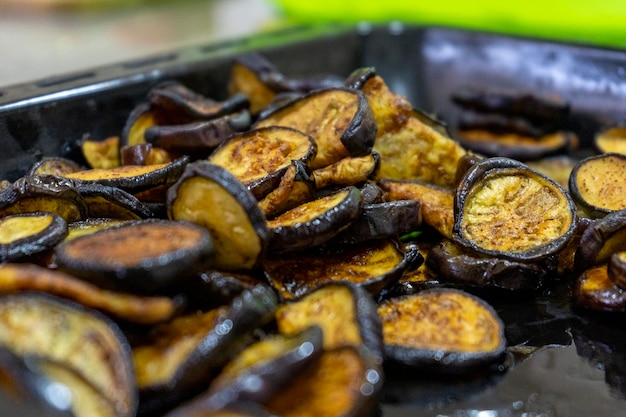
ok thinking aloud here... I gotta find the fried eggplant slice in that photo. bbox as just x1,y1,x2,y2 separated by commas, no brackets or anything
378,178,455,239
167,161,269,271
81,135,121,170
133,285,278,412
312,152,380,190
573,264,626,313
76,183,154,220
257,159,315,219
453,157,576,261
574,208,626,270
263,346,383,417
0,263,178,325
55,218,214,294
0,175,86,223
120,143,174,166
377,288,506,372
187,269,266,309
426,239,549,291
274,281,383,362
121,101,189,148
208,126,317,200
255,88,377,169
456,109,558,138
265,239,421,300
526,154,578,190
0,293,137,417
608,251,626,290
27,156,84,177
61,156,189,193
0,212,67,262
266,186,362,253
569,152,626,218
66,218,131,240
594,125,626,154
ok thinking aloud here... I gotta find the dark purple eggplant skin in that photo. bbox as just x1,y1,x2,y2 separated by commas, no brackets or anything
0,212,68,263
574,208,626,271
344,67,378,90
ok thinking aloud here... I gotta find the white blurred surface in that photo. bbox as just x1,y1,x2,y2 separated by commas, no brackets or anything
0,0,280,87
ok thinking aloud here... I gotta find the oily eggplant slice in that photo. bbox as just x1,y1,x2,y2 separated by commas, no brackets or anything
76,183,154,220
61,156,189,193
208,126,317,200
27,156,84,177
426,239,549,291
168,326,324,415
55,218,214,294
257,159,315,219
0,293,137,417
312,152,380,190
167,161,270,271
377,288,506,372
81,135,121,169
0,212,67,262
378,178,455,239
263,346,383,417
133,285,278,412
0,263,179,325
453,157,577,261
274,281,383,363
572,264,626,313
574,208,626,270
264,239,421,300
255,87,377,169
266,186,362,253
569,152,626,217
594,125,626,154
0,175,87,223
608,251,626,290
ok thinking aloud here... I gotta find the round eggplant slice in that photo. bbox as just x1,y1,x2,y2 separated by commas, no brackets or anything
575,208,626,270
453,157,577,261
55,218,214,294
266,186,362,253
594,125,626,154
0,293,137,417
377,288,506,372
0,212,67,262
167,161,269,271
573,264,626,313
569,152,626,217
208,126,317,200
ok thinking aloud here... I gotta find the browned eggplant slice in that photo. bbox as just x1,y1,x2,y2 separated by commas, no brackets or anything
66,217,131,240
120,143,174,166
121,101,189,148
0,175,87,223
0,212,67,262
0,293,137,417
76,183,154,219
594,125,626,154
426,238,549,291
608,251,626,290
312,152,380,190
574,208,626,270
569,152,626,217
274,281,383,362
167,161,269,271
573,264,626,313
264,239,421,300
526,154,578,191
377,288,506,372
255,87,377,169
208,126,317,200
81,135,121,169
0,263,178,325
266,186,362,253
263,346,383,417
133,285,278,413
27,156,84,177
453,157,577,261
55,218,214,294
257,159,315,218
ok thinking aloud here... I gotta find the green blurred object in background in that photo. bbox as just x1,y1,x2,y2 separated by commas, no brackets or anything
275,0,626,48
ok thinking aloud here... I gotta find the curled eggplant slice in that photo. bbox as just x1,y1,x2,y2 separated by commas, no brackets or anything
0,212,67,262
312,152,380,190
55,218,214,294
574,208,626,270
257,159,315,218
266,186,362,253
264,239,421,300
27,156,84,177
167,161,270,271
255,87,377,169
0,293,137,417
76,183,154,220
573,264,626,313
120,143,174,167
453,157,576,261
569,152,626,217
594,125,626,154
81,135,121,170
378,288,506,372
208,126,317,200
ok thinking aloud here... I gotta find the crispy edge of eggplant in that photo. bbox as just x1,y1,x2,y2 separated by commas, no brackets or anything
0,212,67,263
258,159,315,219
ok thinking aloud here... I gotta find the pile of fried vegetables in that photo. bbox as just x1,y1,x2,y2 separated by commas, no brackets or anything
0,52,625,417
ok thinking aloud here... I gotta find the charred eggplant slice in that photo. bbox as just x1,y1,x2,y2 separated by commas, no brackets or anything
573,264,626,313
255,87,377,169
208,126,317,200
0,212,67,262
378,288,506,372
266,186,362,253
0,293,137,417
81,135,121,169
167,161,269,271
453,157,576,261
55,218,214,294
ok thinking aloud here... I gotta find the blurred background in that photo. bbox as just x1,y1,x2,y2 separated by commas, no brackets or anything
2,0,626,87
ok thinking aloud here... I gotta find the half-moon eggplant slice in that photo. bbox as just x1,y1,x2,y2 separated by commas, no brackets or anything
167,161,270,271
573,264,626,313
0,293,137,417
0,212,67,262
453,157,577,261
377,288,507,372
55,218,214,294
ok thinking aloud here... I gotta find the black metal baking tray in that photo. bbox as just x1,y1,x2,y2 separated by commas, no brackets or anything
1,23,626,417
